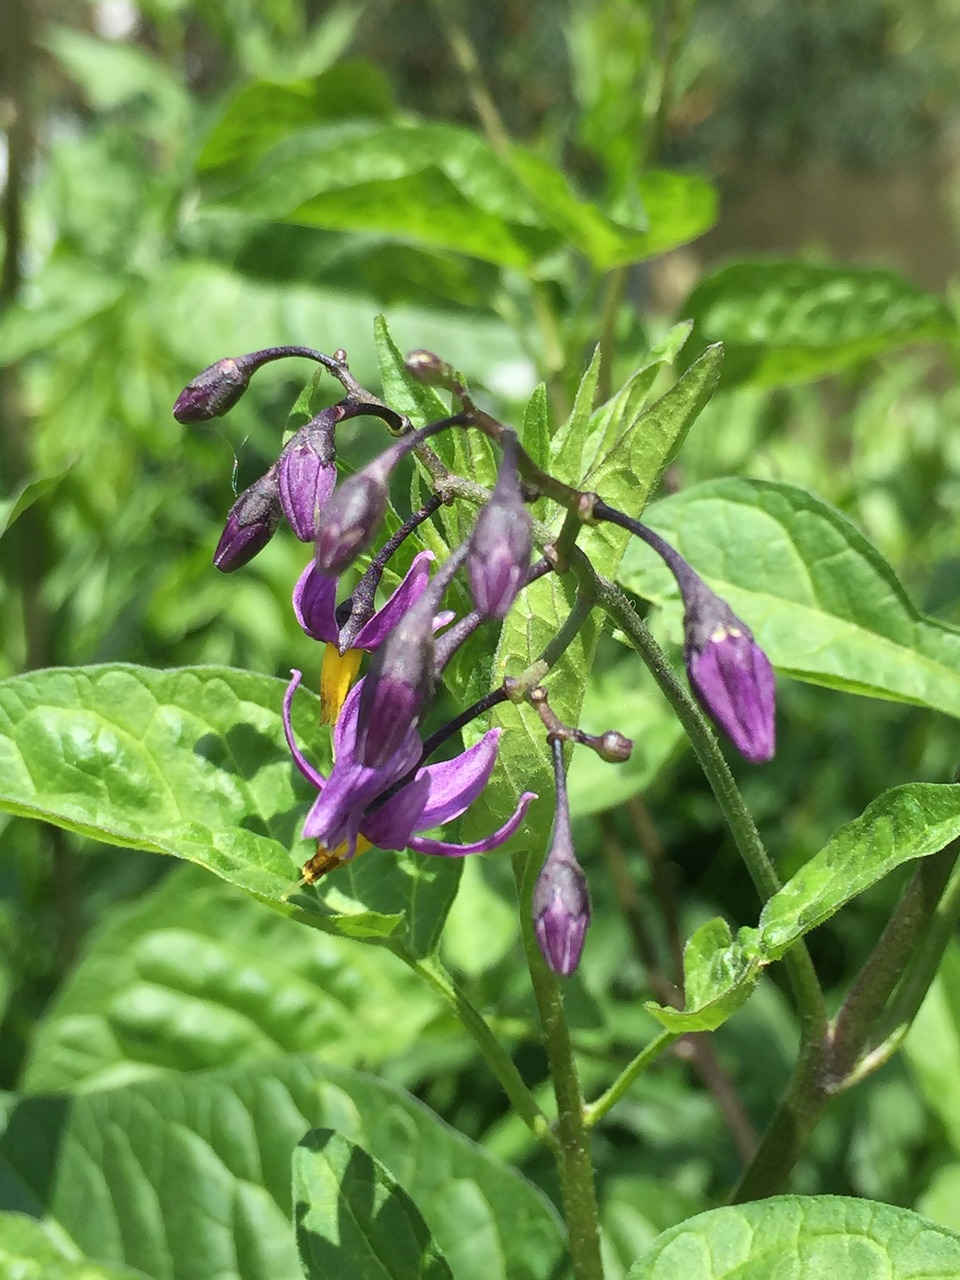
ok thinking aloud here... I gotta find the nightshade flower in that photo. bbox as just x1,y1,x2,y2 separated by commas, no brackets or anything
467,430,532,620
284,671,536,880
293,550,452,723
277,410,338,541
532,738,590,975
213,467,282,572
684,599,775,764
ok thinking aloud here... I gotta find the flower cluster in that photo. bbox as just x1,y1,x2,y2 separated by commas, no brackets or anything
175,345,776,976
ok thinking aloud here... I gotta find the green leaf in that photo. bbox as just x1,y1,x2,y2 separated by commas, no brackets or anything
294,1129,453,1280
198,63,395,180
680,260,958,389
22,866,441,1095
521,383,550,470
0,1213,149,1279
646,784,960,1032
618,478,960,717
549,344,602,482
0,1058,563,1280
0,665,460,958
629,1196,960,1278
0,466,72,540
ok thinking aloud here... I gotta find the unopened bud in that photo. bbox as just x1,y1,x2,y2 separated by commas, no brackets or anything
685,611,776,764
533,855,591,977
356,605,435,767
314,454,392,575
468,431,532,620
277,410,338,541
213,468,282,572
173,357,252,423
594,730,633,763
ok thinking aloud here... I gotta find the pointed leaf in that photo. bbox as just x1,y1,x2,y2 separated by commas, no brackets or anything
294,1130,453,1280
619,478,960,716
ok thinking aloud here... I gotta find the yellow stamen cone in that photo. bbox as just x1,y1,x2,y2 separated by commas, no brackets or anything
301,835,373,884
320,644,363,724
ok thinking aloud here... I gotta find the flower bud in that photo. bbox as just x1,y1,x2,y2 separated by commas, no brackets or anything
173,357,252,423
355,604,436,768
314,454,392,576
685,610,776,764
594,730,633,763
533,855,591,977
277,410,338,541
212,468,282,572
468,431,532,620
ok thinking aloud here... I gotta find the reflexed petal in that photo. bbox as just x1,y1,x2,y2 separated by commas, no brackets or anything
414,729,501,829
408,790,537,857
283,670,327,791
293,562,339,643
352,550,435,649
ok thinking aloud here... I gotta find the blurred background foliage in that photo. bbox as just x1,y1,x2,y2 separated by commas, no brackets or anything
3,0,960,1265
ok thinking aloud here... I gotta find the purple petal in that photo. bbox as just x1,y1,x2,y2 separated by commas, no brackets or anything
414,729,502,829
283,670,327,791
293,561,340,643
352,551,435,649
360,773,431,851
689,630,776,764
408,790,537,857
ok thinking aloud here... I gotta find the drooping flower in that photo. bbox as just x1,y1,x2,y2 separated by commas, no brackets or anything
283,671,536,881
293,550,452,723
277,409,338,541
213,467,282,572
532,738,591,975
467,429,532,620
684,604,776,765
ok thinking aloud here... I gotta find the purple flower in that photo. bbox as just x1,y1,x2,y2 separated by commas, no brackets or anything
283,671,536,879
293,550,440,650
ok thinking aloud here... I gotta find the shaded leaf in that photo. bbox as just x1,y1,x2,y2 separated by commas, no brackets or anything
0,1058,563,1280
294,1129,453,1280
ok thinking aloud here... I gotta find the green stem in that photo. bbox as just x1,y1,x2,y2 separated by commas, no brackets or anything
514,851,604,1280
594,576,827,1047
584,1030,679,1127
411,953,558,1151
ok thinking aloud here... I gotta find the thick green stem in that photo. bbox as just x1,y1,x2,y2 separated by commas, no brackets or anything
514,851,604,1280
411,953,557,1151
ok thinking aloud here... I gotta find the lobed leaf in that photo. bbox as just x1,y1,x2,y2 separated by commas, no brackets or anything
629,1196,960,1278
679,260,957,389
294,1130,453,1280
619,478,960,717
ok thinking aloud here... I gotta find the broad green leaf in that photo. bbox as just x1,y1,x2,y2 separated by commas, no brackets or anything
629,1196,960,1278
22,866,441,1095
619,478,960,717
646,784,960,1032
0,665,460,958
0,1058,563,1280
198,64,395,179
294,1130,453,1280
0,1213,148,1279
680,260,957,389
